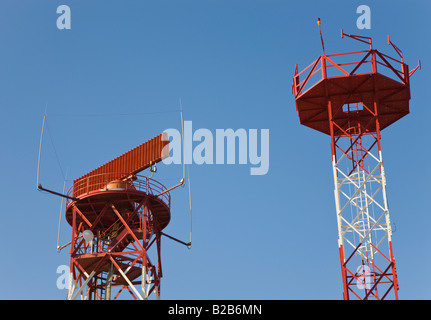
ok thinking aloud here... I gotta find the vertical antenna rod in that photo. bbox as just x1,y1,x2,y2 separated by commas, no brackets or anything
37,113,46,189
317,18,325,54
180,98,185,182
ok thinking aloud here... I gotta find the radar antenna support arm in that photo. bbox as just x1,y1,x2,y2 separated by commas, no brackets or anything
161,232,191,247
155,178,185,197
38,184,78,201
341,29,373,49
409,60,421,77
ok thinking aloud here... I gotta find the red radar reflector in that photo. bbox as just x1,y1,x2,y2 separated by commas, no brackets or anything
72,132,169,198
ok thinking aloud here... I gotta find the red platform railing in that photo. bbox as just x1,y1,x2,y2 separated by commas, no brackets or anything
66,173,171,208
292,49,410,100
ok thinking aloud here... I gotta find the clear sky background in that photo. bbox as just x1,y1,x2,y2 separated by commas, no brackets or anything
0,0,429,300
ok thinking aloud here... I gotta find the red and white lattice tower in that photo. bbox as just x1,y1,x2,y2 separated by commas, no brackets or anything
292,21,420,299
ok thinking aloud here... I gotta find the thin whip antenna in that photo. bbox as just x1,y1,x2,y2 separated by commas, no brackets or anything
57,168,68,252
180,98,185,182
36,108,78,201
37,109,47,189
187,163,192,249
317,18,325,54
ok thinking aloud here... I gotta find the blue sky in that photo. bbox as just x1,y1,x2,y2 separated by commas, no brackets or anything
0,0,429,299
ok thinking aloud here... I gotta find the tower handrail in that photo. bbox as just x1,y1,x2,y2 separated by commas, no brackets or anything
292,48,410,99
66,173,171,208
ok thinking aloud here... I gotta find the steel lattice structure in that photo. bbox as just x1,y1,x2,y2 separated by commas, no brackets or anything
330,104,398,299
61,133,186,300
292,25,419,299
65,175,171,300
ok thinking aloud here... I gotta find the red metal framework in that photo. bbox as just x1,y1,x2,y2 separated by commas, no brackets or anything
65,175,170,300
63,134,178,300
292,24,419,300
292,34,419,135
